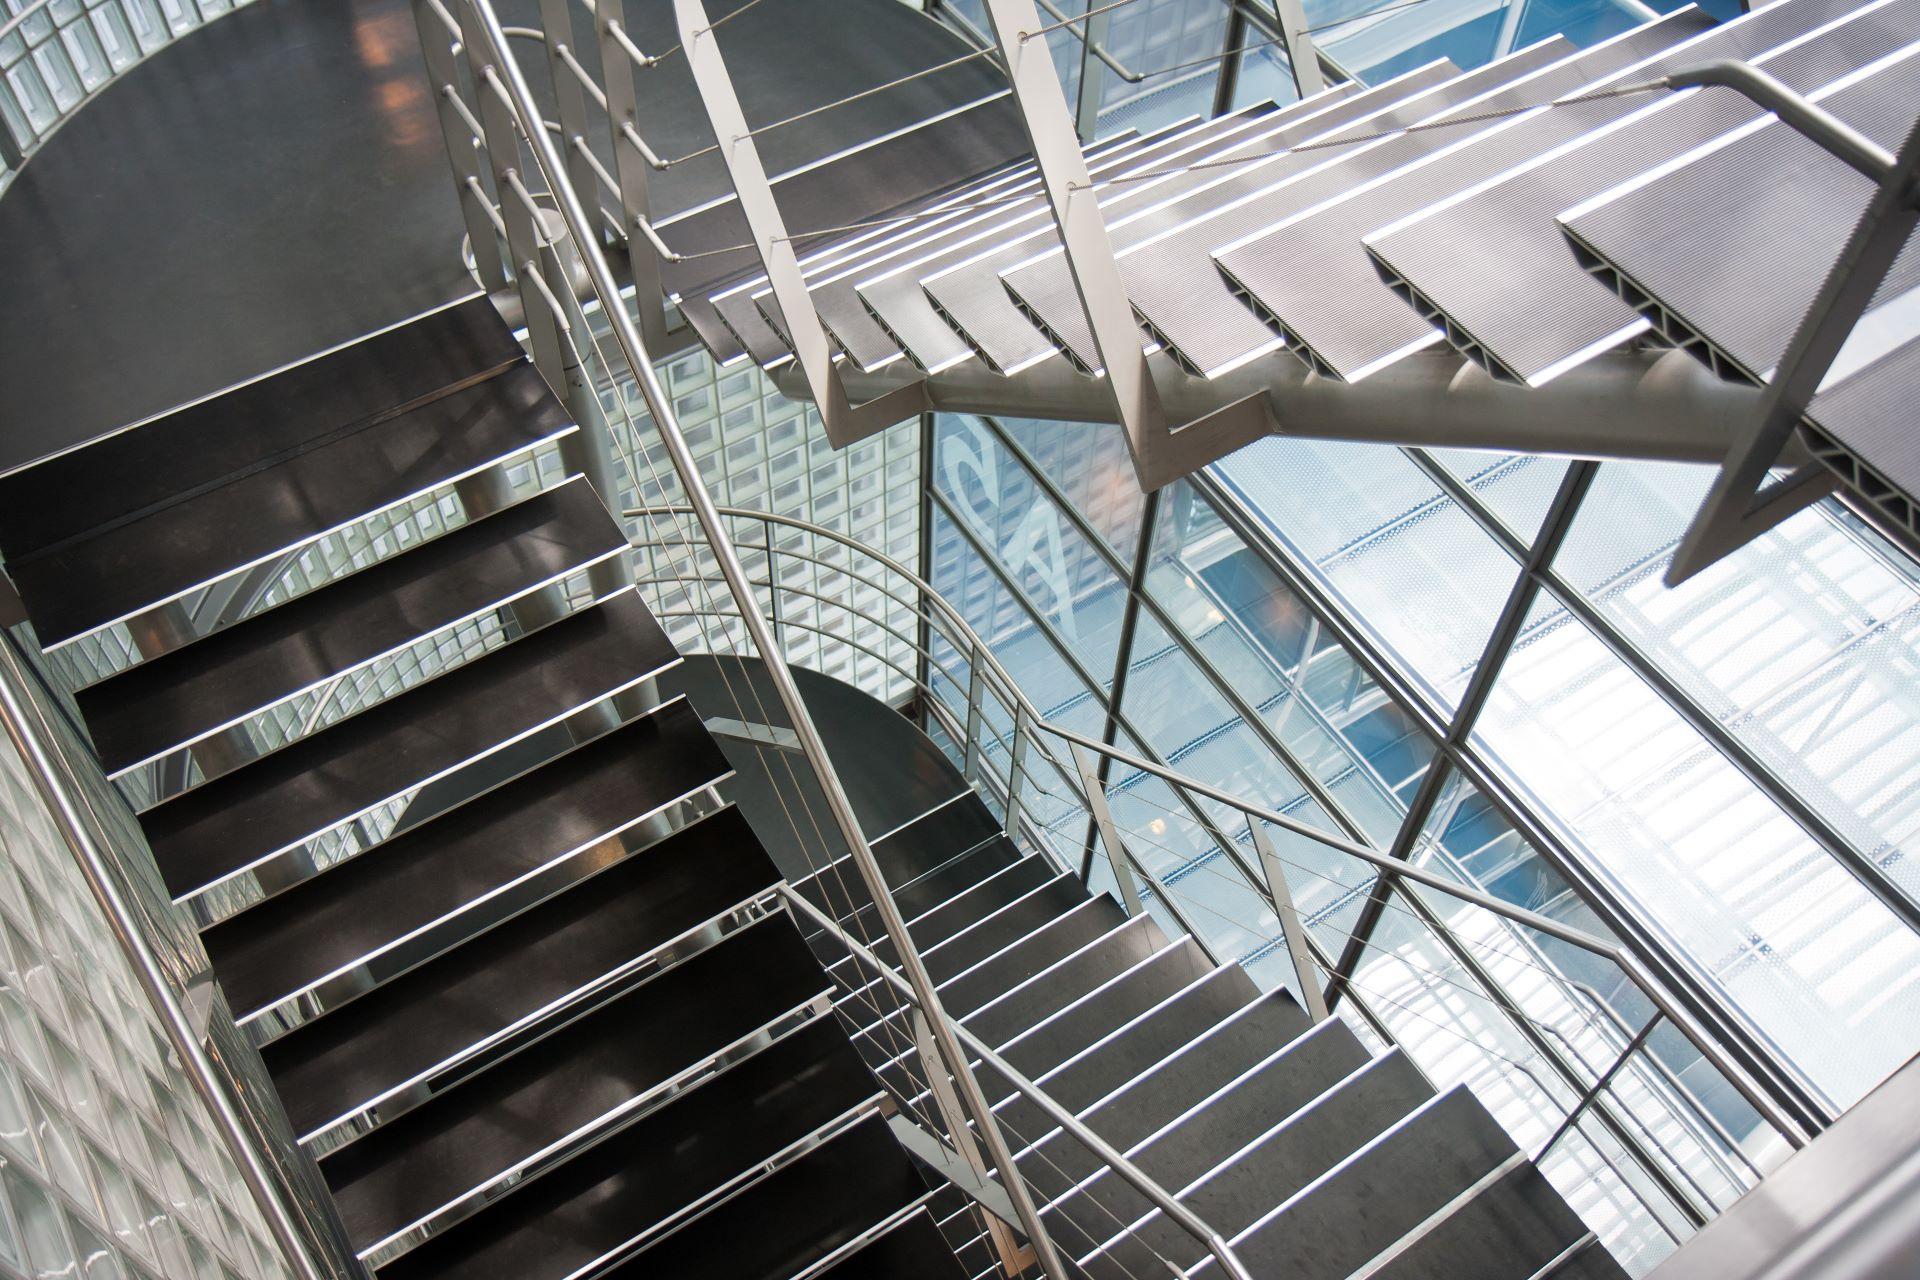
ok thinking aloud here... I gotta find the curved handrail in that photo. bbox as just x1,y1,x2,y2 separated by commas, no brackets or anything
629,502,1811,1162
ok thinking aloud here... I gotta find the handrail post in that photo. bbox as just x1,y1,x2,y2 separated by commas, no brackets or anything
909,1009,1035,1276
1072,742,1146,917
1246,816,1329,1021
411,0,509,291
961,659,987,784
0,643,347,1280
454,6,1069,1277
1004,703,1031,839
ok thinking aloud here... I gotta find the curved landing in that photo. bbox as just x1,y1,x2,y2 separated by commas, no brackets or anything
0,0,1018,475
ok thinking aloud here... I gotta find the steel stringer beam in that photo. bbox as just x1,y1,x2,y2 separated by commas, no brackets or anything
779,347,1799,474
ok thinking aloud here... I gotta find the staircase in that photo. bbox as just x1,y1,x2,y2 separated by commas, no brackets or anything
670,0,1920,551
0,299,965,1280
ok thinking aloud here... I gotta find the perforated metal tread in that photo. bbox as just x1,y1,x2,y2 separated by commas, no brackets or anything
599,1112,926,1280
317,913,829,1251
0,296,521,563
74,478,627,776
1809,331,1920,504
8,362,577,650
1365,0,1905,385
375,1015,883,1280
259,804,778,1139
138,589,673,901
1558,41,1920,385
199,703,731,1022
1201,9,1717,382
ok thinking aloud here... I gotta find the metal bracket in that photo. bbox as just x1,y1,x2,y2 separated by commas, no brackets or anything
1663,66,1920,584
671,0,933,447
705,716,804,752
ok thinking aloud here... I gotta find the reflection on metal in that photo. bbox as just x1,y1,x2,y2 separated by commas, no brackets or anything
907,1010,1033,1275
705,716,803,751
1247,817,1328,1021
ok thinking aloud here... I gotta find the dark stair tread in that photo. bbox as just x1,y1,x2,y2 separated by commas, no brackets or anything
1031,989,1337,1210
376,1016,879,1280
1539,1238,1629,1280
966,914,1167,1049
320,914,828,1250
200,704,729,1020
76,478,626,773
139,590,672,900
869,794,1003,881
833,854,1056,979
794,826,1012,928
1227,1085,1518,1280
812,1208,967,1280
943,894,1133,1019
261,809,780,1137
12,362,572,648
924,877,1096,984
1370,1162,1594,1280
0,298,522,562
602,1112,927,1280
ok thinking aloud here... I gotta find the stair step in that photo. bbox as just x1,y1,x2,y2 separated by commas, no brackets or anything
200,702,728,1022
10,361,575,651
941,893,1129,1018
1365,1160,1595,1280
1028,988,1330,1209
375,1015,879,1280
1539,1237,1629,1280
1215,1084,1518,1280
75,478,627,776
260,805,780,1140
965,914,1167,1049
830,853,1055,982
812,1207,967,1280
139,589,673,901
0,297,521,563
318,913,828,1252
791,809,1007,926
1089,1048,1436,1277
599,1112,929,1280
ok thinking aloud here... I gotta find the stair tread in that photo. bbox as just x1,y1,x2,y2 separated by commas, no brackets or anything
0,298,522,562
375,1016,881,1280
11,362,573,648
1369,1161,1593,1280
812,1207,967,1280
966,914,1166,1049
942,893,1132,1018
138,590,672,900
925,876,1093,983
200,703,727,1021
75,479,626,774
1226,1084,1518,1280
602,1112,925,1280
319,913,828,1251
261,806,779,1138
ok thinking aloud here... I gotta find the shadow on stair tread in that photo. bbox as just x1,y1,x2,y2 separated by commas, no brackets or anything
75,477,627,774
10,362,575,649
319,913,828,1251
138,590,672,900
599,1112,928,1280
813,1207,968,1280
0,297,521,563
200,703,729,1022
259,808,781,1139
375,1015,880,1280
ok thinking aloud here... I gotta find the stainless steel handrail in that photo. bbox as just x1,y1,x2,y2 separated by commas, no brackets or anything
441,2,1076,1274
0,637,337,1280
781,884,1258,1280
629,504,1811,1161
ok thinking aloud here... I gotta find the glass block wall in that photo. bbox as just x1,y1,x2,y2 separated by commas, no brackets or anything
0,725,294,1280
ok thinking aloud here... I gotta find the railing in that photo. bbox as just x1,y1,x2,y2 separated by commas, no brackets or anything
630,503,1814,1273
0,0,252,188
412,0,1271,1274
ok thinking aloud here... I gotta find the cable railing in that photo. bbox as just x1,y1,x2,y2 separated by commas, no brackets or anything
628,502,1813,1270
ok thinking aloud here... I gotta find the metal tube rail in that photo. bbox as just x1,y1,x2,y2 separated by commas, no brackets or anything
455,5,1071,1276
0,639,337,1280
626,503,1810,1154
779,883,1258,1280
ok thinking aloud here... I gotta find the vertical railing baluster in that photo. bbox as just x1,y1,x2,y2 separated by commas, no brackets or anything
411,0,508,291
1247,815,1329,1021
595,0,672,346
1072,742,1144,917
